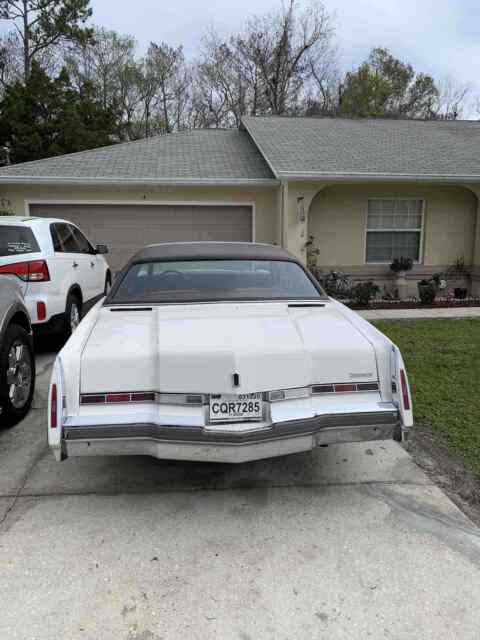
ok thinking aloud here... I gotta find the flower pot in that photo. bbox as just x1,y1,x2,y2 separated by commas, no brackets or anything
394,270,408,301
417,282,436,305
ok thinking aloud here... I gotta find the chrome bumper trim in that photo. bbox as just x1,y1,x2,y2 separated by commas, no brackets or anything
60,411,399,463
62,423,396,463
64,410,398,444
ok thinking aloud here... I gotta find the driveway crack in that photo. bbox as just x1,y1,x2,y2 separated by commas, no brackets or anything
0,443,47,532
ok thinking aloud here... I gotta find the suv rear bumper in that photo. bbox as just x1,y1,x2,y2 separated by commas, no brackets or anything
54,409,401,463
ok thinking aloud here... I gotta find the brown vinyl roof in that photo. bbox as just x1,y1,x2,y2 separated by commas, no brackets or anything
129,242,297,263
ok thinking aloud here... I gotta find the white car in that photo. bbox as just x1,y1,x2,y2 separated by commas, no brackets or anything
48,242,413,464
0,217,111,337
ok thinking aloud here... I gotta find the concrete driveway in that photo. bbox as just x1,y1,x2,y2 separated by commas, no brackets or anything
1,352,480,640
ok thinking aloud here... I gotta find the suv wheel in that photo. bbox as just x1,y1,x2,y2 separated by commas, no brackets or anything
65,293,82,338
0,325,35,428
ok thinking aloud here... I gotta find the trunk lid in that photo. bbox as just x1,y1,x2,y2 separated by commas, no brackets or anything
80,303,378,394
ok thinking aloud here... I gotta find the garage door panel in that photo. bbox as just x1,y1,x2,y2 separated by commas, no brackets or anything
30,204,252,271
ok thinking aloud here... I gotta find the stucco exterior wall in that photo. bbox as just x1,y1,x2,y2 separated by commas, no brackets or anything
283,182,326,264
309,183,478,270
2,180,479,295
0,183,279,246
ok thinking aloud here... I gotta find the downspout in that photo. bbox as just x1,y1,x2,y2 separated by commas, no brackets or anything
280,180,288,249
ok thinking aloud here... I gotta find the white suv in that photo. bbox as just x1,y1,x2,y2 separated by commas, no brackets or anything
0,217,111,337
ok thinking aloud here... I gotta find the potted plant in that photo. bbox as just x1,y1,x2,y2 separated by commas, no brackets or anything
390,257,413,300
390,256,414,276
417,279,436,305
454,287,468,300
446,257,470,299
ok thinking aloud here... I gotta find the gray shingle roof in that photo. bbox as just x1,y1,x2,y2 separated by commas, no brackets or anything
242,116,480,181
0,129,276,184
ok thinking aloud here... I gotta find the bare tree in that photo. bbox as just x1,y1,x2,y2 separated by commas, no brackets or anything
64,27,143,139
432,77,469,120
146,42,189,134
304,35,339,115
244,0,334,115
192,1,336,127
193,33,245,128
0,0,92,81
136,53,158,138
65,28,136,105
0,31,23,88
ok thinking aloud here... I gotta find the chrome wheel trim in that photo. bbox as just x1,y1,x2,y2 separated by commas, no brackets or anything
70,303,80,333
6,340,32,409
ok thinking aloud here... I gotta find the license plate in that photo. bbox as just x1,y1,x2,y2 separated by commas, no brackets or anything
209,393,263,422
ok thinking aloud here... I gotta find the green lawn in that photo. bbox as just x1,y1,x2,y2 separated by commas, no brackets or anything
374,319,480,474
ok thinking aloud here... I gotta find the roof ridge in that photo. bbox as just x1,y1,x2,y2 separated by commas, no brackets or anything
242,114,480,125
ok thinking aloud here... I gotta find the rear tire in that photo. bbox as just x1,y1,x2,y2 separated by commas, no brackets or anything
0,325,35,428
64,292,82,339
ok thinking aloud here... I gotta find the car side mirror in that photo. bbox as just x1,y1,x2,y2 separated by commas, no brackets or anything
95,244,109,255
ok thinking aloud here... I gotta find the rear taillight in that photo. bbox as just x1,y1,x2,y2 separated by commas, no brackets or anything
80,391,156,405
0,260,50,282
332,383,356,393
311,382,379,395
50,384,58,428
400,370,410,410
106,393,131,403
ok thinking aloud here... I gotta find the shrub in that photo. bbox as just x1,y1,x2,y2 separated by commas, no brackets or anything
305,235,319,275
351,281,380,306
320,270,353,299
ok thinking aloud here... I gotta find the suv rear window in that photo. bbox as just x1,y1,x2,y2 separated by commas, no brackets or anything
0,225,40,256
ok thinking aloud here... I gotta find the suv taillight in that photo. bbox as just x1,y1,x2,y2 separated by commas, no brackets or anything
0,260,50,282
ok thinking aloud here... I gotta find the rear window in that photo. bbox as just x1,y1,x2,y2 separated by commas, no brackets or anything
0,225,40,256
110,259,324,304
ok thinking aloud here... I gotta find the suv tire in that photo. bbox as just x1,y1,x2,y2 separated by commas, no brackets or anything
64,292,82,339
0,325,35,428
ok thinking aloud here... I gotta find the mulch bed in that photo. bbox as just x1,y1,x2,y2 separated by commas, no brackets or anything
346,298,480,311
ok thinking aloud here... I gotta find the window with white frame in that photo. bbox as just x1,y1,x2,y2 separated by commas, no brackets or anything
366,198,423,263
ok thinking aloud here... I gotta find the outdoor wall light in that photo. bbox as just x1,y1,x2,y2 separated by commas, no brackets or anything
296,196,306,223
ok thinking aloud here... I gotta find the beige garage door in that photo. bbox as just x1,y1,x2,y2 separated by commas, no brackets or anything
30,203,253,271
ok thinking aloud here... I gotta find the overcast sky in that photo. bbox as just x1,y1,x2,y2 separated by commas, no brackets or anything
89,0,479,117
1,0,478,117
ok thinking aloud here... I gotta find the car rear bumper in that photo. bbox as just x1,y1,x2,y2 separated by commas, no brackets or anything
54,409,402,463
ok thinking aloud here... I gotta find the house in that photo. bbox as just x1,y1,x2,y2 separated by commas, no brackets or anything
0,116,479,295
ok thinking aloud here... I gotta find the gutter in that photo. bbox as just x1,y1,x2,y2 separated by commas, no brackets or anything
279,171,480,184
0,176,280,187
